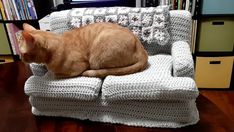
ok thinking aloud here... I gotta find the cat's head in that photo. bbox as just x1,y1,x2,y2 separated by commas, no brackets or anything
19,23,52,63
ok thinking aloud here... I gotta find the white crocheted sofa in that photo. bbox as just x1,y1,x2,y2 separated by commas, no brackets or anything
24,6,199,128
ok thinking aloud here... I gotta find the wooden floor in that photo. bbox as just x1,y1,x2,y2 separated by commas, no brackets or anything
199,89,234,123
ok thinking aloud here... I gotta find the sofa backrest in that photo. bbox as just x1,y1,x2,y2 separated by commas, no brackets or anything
49,8,192,55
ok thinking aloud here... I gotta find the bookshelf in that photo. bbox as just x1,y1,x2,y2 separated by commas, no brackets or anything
0,0,38,62
158,0,234,89
0,0,54,63
158,0,200,53
194,0,234,89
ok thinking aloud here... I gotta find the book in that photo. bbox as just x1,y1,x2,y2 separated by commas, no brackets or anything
15,30,22,54
6,23,21,55
27,0,36,19
174,0,178,9
8,0,18,20
171,0,175,9
0,0,6,20
178,0,181,9
135,0,141,7
20,0,29,19
2,0,11,20
191,0,196,17
185,0,190,11
12,0,21,20
16,0,26,20
191,20,197,53
6,24,16,54
30,0,37,19
194,0,200,18
12,24,21,55
23,0,31,19
182,0,186,10
6,0,15,20
141,0,145,7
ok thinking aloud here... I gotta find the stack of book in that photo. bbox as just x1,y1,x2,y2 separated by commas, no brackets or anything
5,23,21,55
160,0,199,53
0,0,37,20
160,0,200,18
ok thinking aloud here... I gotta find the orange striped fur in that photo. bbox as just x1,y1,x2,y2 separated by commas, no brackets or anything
19,23,148,78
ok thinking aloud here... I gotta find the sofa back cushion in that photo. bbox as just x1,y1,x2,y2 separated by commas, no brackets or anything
49,8,192,55
49,6,170,55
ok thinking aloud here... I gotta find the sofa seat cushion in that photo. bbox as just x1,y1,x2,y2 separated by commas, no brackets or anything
102,55,199,101
25,74,102,100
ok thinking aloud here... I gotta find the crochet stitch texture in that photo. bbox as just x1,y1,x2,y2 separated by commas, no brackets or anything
24,7,199,128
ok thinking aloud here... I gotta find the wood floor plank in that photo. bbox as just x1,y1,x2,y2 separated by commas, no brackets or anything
200,90,234,122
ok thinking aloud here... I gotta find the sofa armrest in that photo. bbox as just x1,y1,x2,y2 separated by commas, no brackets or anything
171,41,194,78
29,63,48,76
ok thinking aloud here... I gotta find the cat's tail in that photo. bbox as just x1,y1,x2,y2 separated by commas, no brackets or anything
82,59,148,78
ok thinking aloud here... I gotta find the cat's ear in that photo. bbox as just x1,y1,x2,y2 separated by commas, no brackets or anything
23,23,36,31
20,31,36,53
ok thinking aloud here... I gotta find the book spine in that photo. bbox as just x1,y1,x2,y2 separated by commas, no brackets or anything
20,0,28,19
14,0,21,20
141,0,145,7
191,0,196,17
29,0,37,19
2,0,10,20
188,0,193,12
171,0,174,9
27,0,35,19
177,0,180,10
6,24,17,55
23,0,31,19
11,0,20,20
11,24,20,55
135,0,141,7
0,0,7,20
185,0,190,11
180,0,182,9
182,0,186,10
194,0,200,18
17,0,26,20
8,0,18,20
7,0,14,20
174,0,178,9
191,20,197,54
15,30,22,54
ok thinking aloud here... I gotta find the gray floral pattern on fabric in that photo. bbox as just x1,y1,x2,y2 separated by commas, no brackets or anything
68,6,171,46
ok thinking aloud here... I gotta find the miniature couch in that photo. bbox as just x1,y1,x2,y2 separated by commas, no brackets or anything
24,6,199,128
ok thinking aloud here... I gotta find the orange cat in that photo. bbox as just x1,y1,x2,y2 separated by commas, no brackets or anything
19,23,148,78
